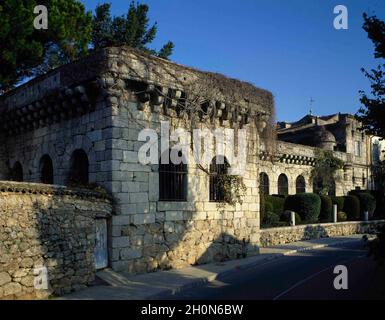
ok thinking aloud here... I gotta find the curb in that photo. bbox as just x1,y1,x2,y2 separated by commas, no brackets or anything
147,237,364,299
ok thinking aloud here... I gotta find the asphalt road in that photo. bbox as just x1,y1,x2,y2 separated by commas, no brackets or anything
161,241,379,300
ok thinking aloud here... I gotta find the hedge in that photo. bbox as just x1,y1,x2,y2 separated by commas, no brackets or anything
319,195,333,222
349,191,376,218
284,193,321,223
337,211,347,222
343,195,360,220
331,196,345,213
281,210,302,225
265,195,285,216
262,211,281,228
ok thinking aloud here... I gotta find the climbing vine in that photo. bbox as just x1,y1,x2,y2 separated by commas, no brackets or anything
311,149,344,195
216,174,247,207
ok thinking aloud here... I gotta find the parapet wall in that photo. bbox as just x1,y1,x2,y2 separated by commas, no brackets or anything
0,182,112,300
260,220,385,247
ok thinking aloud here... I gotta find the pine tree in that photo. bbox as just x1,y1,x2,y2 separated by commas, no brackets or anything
357,14,385,137
0,0,92,92
91,2,174,59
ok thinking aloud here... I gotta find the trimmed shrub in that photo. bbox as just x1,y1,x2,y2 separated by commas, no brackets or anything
319,195,333,222
349,191,377,218
284,193,321,223
281,210,302,225
262,211,281,228
343,195,360,220
265,195,285,216
337,211,347,222
331,196,345,213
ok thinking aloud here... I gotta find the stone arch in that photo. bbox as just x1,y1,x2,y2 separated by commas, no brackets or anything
61,135,96,184
278,173,289,196
209,155,229,202
159,149,188,201
259,172,270,195
296,175,306,194
39,154,54,184
67,149,89,186
11,161,23,182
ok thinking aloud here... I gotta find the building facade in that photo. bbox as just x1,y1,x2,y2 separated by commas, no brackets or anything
0,47,381,274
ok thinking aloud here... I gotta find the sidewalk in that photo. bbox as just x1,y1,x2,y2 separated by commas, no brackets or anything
60,234,366,300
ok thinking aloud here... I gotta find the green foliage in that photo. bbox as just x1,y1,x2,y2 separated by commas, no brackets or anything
343,195,361,220
91,2,174,59
284,193,321,223
281,210,301,225
0,0,92,91
265,195,285,216
311,149,344,195
216,174,247,207
349,191,377,218
261,211,281,228
332,196,345,212
337,211,347,222
357,14,385,138
319,195,333,222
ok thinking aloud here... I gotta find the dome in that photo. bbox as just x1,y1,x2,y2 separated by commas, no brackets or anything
316,128,336,143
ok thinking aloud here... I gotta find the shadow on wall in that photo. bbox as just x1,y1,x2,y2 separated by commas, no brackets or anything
195,234,251,265
0,182,112,300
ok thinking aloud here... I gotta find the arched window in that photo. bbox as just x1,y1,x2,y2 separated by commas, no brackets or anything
11,162,23,182
159,150,187,201
259,172,269,195
313,176,323,194
296,175,306,194
40,155,53,184
68,149,89,185
278,174,288,196
210,156,229,202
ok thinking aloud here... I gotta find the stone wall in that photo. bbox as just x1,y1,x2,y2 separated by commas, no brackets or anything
260,220,385,247
0,182,112,300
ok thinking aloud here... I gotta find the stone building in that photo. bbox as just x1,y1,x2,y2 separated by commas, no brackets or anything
266,113,379,197
0,47,274,274
0,46,381,278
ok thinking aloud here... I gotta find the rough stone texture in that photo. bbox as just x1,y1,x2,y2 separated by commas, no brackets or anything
260,220,385,247
0,181,112,300
0,46,382,278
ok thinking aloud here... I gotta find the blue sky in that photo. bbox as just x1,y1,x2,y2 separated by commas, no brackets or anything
81,0,385,122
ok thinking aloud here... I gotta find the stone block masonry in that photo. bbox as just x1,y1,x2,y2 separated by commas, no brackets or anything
259,220,385,247
0,182,112,300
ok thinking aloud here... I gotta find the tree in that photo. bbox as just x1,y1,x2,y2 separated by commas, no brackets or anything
356,14,385,137
91,2,174,59
0,0,92,92
311,149,344,195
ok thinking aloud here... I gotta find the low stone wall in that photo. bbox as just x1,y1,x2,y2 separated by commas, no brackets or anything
260,220,385,247
0,181,112,300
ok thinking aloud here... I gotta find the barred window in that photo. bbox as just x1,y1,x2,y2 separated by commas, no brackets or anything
296,175,306,194
209,156,229,202
159,150,187,201
68,149,89,185
259,172,270,195
278,174,289,196
40,155,53,184
11,162,23,182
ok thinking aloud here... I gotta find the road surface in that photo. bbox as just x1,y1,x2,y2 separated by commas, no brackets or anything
160,241,379,300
